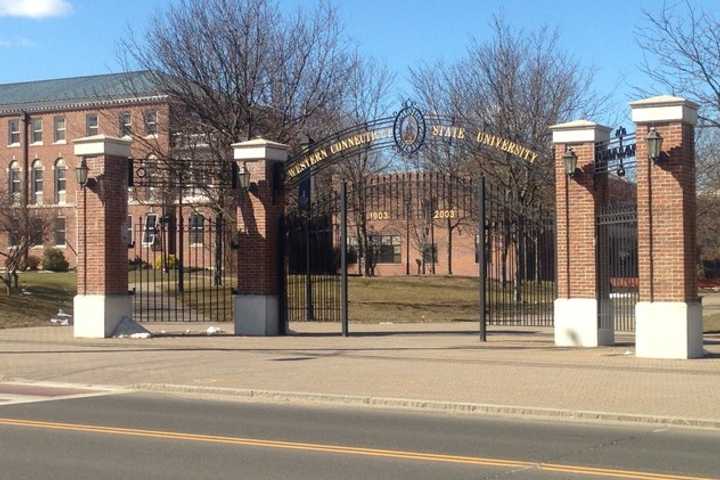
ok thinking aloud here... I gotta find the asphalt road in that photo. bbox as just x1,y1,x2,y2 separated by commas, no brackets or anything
0,392,719,479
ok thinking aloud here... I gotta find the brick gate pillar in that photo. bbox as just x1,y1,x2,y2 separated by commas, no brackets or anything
630,96,703,358
550,120,612,347
73,135,132,338
232,138,288,335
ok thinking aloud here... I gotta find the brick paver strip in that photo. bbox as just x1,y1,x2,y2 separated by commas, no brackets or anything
0,384,97,397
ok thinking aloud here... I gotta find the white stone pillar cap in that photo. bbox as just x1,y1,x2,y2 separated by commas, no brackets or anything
73,135,132,158
549,120,611,144
629,95,698,126
232,138,289,162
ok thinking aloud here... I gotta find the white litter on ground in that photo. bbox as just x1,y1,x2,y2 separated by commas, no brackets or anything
49,309,73,326
112,316,152,339
206,326,224,335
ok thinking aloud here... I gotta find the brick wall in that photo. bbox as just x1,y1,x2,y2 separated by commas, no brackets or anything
0,101,169,267
236,159,283,295
76,154,129,295
635,122,697,302
554,142,598,299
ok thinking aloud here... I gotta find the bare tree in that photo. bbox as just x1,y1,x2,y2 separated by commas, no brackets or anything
116,0,356,221
637,1,720,273
636,1,720,129
0,190,54,295
331,55,396,276
410,16,606,207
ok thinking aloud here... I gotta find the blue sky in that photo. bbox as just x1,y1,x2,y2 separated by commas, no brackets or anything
0,0,715,125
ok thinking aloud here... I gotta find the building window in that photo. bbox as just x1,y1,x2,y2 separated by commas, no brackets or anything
8,119,20,145
127,215,133,246
421,243,437,264
86,113,98,136
119,111,132,137
142,214,158,246
31,160,43,204
369,234,401,264
31,118,42,143
53,116,66,143
30,218,44,247
189,213,204,245
144,110,157,136
54,159,66,204
347,237,359,264
8,161,21,202
53,217,66,246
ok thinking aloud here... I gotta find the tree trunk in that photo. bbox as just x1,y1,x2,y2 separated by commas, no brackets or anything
447,219,453,275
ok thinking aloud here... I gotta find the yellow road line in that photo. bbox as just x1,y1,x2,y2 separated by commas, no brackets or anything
0,418,715,480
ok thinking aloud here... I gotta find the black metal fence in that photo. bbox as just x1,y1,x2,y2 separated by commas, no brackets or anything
129,216,236,322
596,205,638,332
481,180,556,327
281,174,557,334
595,129,639,332
282,191,343,326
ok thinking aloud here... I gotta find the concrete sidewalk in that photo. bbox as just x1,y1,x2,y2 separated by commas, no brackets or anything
1,322,719,427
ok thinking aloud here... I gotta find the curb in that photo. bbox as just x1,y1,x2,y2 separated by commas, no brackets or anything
133,383,720,431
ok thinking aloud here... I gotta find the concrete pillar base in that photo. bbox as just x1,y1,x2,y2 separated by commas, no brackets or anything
554,298,614,347
73,294,132,338
635,301,704,359
234,294,279,336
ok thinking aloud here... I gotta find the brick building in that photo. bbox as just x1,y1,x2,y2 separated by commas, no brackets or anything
0,71,219,269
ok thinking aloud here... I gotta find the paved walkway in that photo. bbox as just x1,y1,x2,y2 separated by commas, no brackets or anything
1,323,719,424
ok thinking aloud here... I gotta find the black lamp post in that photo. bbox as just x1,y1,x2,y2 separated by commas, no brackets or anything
563,148,578,177
75,158,89,188
647,127,663,162
238,163,251,190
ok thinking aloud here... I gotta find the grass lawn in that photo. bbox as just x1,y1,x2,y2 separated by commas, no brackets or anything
348,276,480,323
703,313,720,334
288,275,554,323
3,271,720,332
0,271,75,329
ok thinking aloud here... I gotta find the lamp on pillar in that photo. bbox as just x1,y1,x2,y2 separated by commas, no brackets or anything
237,162,251,190
563,147,578,177
75,158,90,188
646,127,663,162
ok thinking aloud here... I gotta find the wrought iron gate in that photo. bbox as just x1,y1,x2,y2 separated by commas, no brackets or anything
480,179,556,328
595,129,639,332
280,174,556,335
129,215,237,322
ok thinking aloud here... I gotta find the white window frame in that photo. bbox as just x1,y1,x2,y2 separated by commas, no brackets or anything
53,217,67,247
142,214,159,246
144,110,158,136
53,116,66,143
31,160,43,205
119,111,132,137
31,118,42,144
54,159,67,205
189,213,205,246
127,215,133,246
8,119,20,146
86,113,99,136
8,161,21,202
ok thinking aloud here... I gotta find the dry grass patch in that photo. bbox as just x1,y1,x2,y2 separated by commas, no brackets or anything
0,272,75,329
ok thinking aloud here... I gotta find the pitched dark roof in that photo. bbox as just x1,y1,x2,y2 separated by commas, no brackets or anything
0,70,165,114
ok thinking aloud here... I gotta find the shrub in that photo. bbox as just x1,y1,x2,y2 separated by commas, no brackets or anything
154,255,178,270
129,256,151,270
24,255,42,271
42,248,69,272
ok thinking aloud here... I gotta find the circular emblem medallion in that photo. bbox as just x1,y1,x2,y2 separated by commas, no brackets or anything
393,102,426,155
